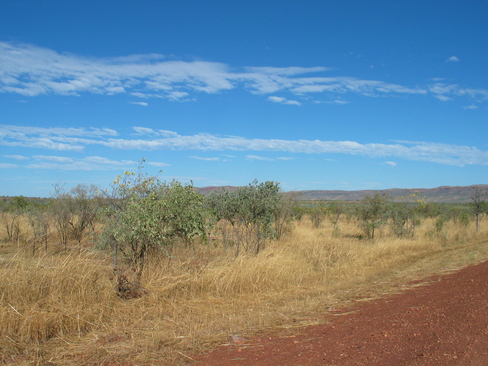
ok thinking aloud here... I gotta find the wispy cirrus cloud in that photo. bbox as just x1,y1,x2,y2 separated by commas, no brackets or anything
267,96,301,106
190,156,221,161
428,83,488,103
246,155,274,161
0,124,118,152
33,155,74,163
3,154,29,160
0,163,19,169
1,41,486,104
147,161,171,167
24,156,137,170
2,124,487,167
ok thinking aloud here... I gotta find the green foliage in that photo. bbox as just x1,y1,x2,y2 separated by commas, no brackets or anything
458,212,471,228
206,180,282,255
309,201,328,228
100,163,207,275
388,192,425,239
272,193,295,239
327,202,343,225
356,193,390,239
0,195,29,242
435,215,449,233
161,180,207,247
470,186,487,233
421,202,441,221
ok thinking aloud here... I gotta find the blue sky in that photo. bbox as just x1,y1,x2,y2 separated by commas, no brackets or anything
1,0,487,197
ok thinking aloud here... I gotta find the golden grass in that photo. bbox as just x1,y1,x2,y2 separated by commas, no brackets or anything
1,215,488,365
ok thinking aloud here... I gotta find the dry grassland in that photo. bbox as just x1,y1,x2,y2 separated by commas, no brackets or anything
1,215,488,365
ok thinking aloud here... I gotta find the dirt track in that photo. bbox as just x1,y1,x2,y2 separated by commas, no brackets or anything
193,260,488,365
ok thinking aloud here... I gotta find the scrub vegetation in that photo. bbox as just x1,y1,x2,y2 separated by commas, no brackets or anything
0,169,487,365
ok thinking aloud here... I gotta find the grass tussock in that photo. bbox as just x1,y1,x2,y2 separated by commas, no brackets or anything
1,216,488,365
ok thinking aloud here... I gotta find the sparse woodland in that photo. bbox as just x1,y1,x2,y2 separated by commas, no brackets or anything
1,169,487,365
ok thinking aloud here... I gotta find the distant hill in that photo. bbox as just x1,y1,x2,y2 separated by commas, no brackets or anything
196,185,488,204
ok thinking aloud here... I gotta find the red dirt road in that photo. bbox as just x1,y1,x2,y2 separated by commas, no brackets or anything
193,260,488,365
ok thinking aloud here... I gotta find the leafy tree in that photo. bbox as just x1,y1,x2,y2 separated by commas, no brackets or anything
273,192,298,239
470,186,487,233
327,202,343,226
356,193,390,239
207,180,282,255
389,192,425,239
161,180,207,249
100,164,207,277
421,202,441,222
309,201,328,228
0,196,28,242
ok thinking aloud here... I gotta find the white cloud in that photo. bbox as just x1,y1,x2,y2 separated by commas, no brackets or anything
314,99,350,105
246,155,274,161
3,154,29,160
384,161,397,167
2,41,485,104
463,105,478,110
268,96,301,106
0,124,118,152
446,56,460,63
0,163,18,169
284,100,301,106
245,66,330,76
26,156,137,170
3,124,488,167
189,156,220,161
428,82,488,103
268,96,286,103
133,127,156,135
167,91,189,101
147,161,171,167
129,101,148,106
34,155,74,163
277,157,294,160
434,95,452,102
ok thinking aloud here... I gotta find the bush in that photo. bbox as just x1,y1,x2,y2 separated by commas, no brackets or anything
206,180,282,255
356,193,390,239
99,165,207,277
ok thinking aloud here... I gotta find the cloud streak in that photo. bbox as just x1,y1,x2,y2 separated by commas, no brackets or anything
1,125,487,167
1,42,486,103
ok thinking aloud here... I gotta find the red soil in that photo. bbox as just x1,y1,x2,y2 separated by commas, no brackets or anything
193,260,488,365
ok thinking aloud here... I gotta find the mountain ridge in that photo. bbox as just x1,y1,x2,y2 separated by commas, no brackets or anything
196,185,488,203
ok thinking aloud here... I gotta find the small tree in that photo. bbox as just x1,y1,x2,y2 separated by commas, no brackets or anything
207,180,282,255
1,196,28,243
389,192,425,239
100,165,207,277
357,193,390,239
309,201,328,228
26,201,51,254
50,183,73,249
67,184,101,249
471,186,487,233
162,180,207,249
273,192,297,239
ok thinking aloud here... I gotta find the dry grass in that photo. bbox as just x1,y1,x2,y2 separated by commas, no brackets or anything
1,215,488,365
